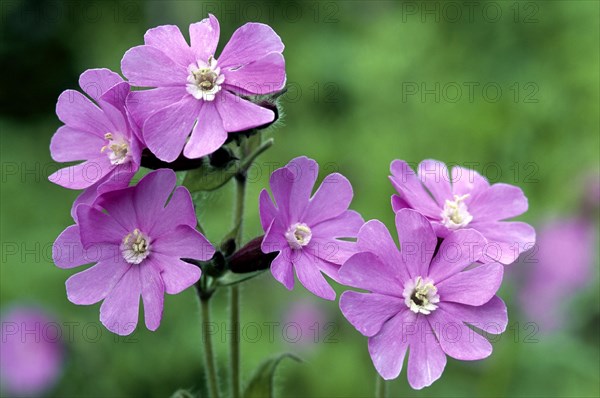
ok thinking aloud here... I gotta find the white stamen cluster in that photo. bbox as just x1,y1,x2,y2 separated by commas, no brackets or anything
441,194,473,229
121,228,151,264
101,133,131,165
285,223,313,250
186,56,225,101
403,276,440,315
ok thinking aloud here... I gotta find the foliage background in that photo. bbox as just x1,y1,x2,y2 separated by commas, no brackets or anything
1,0,598,396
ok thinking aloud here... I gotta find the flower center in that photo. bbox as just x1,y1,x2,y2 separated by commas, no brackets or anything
101,133,131,165
441,194,473,229
121,228,151,264
285,223,312,250
403,276,440,315
186,56,225,101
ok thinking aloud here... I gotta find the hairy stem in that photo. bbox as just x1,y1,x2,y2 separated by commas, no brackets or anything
201,297,220,398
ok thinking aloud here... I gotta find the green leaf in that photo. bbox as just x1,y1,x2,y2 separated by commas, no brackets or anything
242,353,301,398
182,158,239,192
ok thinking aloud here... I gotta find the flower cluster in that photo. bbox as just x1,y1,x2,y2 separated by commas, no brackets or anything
50,14,284,335
48,14,536,391
259,158,535,389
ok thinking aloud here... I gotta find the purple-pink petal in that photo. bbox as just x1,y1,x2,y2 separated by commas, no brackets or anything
308,238,357,267
154,186,198,234
417,159,452,207
184,101,227,159
143,97,199,162
406,317,446,389
121,45,188,87
391,194,411,213
395,209,438,279
99,266,141,335
222,52,286,95
95,186,138,232
152,225,215,261
310,210,363,239
215,90,275,132
268,158,316,224
437,262,503,306
97,96,129,137
53,225,115,269
356,219,411,283
428,307,492,360
428,228,486,282
389,160,441,219
140,263,165,331
189,15,220,62
126,86,188,129
99,80,131,113
132,169,177,233
340,291,405,337
469,183,529,221
66,258,130,305
70,167,135,222
339,252,404,296
474,221,536,264
441,296,508,334
285,156,319,219
270,250,295,290
261,217,288,253
368,309,415,380
50,126,104,163
293,251,336,300
259,189,278,231
143,25,194,67
149,255,201,295
219,22,284,69
311,257,344,284
76,205,127,248
56,89,113,136
304,173,354,226
450,166,489,198
78,68,123,102
49,156,114,189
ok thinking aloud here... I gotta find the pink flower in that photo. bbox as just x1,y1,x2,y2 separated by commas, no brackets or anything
260,157,364,300
390,159,535,264
519,217,596,332
339,209,507,389
52,169,215,335
122,15,286,162
0,306,64,396
48,68,142,194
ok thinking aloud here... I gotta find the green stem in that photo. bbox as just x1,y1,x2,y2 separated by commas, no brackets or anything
239,138,273,172
230,285,241,398
201,297,220,398
230,172,246,398
375,374,386,398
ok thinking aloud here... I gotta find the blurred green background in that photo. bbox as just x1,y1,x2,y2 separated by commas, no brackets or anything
1,0,599,397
